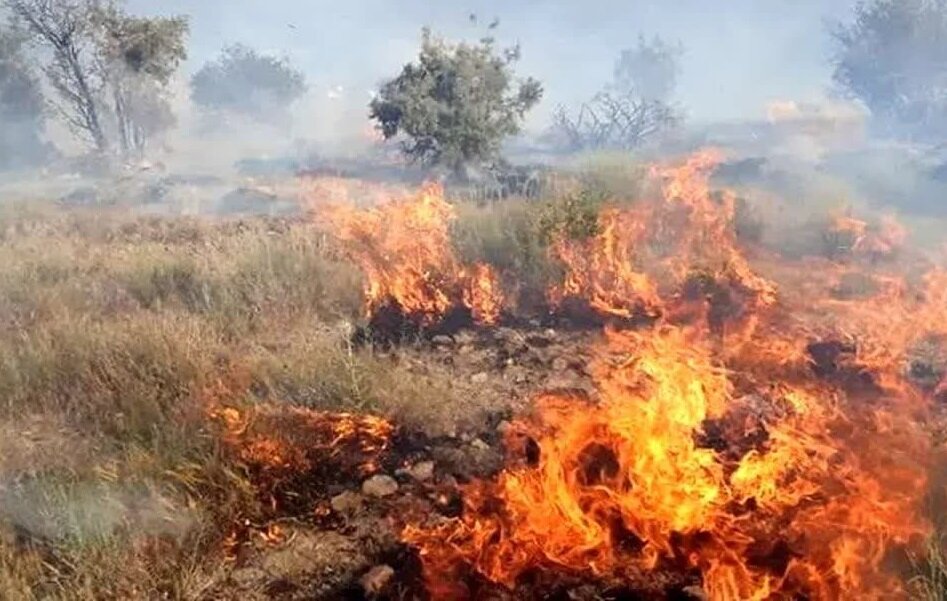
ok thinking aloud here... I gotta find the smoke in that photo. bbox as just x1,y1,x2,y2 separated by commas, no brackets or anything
114,0,867,176
0,479,196,545
5,0,947,225
125,0,856,123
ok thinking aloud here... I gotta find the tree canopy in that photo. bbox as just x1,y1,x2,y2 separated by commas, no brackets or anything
612,35,683,102
832,0,947,139
369,28,543,176
190,44,307,122
5,0,188,156
0,25,50,168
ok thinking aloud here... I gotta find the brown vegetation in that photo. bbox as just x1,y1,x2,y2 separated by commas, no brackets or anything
1,157,946,600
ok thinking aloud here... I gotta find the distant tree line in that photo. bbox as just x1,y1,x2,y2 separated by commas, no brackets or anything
0,0,307,170
1,0,945,173
190,43,307,126
831,0,947,141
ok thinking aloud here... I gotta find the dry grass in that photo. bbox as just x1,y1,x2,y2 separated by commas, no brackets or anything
2,167,941,598
912,534,947,601
0,203,482,599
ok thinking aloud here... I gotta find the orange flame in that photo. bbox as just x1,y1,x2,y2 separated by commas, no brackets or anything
549,150,776,332
405,324,932,599
323,182,503,325
403,151,938,600
828,213,906,261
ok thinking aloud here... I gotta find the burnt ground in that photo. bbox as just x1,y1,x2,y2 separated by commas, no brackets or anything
206,321,607,601
206,309,947,600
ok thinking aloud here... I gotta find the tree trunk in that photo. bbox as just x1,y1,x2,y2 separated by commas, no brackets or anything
65,44,108,153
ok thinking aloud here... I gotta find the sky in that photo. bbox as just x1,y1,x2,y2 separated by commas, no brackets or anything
125,0,858,127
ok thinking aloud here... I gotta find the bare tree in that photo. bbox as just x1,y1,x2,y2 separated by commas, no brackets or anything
548,37,683,154
551,91,677,152
6,0,108,151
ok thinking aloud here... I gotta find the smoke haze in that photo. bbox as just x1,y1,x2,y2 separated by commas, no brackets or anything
126,0,857,131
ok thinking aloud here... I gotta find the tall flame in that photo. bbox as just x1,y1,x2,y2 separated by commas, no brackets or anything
549,150,776,329
403,151,940,599
322,182,503,326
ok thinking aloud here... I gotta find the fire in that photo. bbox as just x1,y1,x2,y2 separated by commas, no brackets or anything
549,149,776,331
203,367,393,506
210,401,393,477
322,182,503,326
405,326,932,599
402,151,940,599
827,212,906,260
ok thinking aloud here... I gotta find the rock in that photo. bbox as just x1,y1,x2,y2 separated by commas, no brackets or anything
432,444,503,480
252,529,369,597
681,585,709,601
359,564,395,597
505,366,529,384
330,491,364,515
453,330,476,345
362,475,398,498
551,356,569,371
406,461,435,482
496,420,513,435
431,335,453,347
230,566,268,588
470,438,490,451
470,371,489,384
60,186,99,206
525,333,553,348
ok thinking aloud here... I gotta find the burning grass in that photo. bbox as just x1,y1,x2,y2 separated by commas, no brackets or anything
318,151,947,598
0,207,500,598
1,153,946,599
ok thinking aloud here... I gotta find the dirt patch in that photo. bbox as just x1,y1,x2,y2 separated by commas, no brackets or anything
207,321,603,599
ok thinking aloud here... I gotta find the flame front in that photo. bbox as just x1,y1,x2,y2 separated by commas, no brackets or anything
322,182,503,326
550,150,776,329
403,152,943,599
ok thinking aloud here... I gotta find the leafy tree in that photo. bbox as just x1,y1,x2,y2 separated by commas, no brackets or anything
94,6,188,155
369,28,543,176
190,44,307,123
832,0,947,139
612,35,683,102
5,0,188,156
0,25,50,168
6,0,109,151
